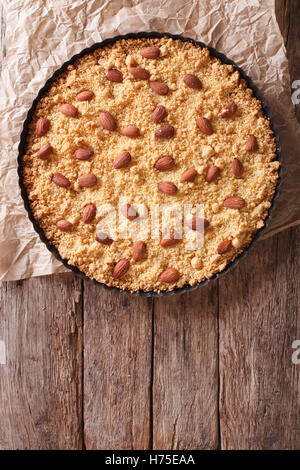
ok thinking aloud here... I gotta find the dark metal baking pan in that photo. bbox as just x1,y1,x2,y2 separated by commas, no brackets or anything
17,32,282,297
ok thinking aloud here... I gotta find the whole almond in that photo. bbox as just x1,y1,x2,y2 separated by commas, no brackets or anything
220,102,237,118
223,196,246,209
218,239,232,254
155,125,174,139
82,203,96,223
132,241,147,262
75,148,94,161
95,232,113,245
113,259,130,279
52,173,71,188
181,168,198,182
38,143,53,160
246,135,258,152
158,268,180,283
152,105,167,123
121,203,139,221
36,118,50,137
129,67,150,80
140,46,160,59
60,103,78,118
78,173,97,188
99,111,117,131
106,69,123,83
232,158,243,178
183,74,202,89
205,165,220,183
114,151,132,169
160,231,181,248
57,219,73,232
196,117,213,135
158,182,178,195
76,90,94,101
149,81,169,95
154,155,175,171
120,126,140,138
187,217,209,231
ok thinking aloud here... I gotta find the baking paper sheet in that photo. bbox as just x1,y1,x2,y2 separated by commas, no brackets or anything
0,0,299,281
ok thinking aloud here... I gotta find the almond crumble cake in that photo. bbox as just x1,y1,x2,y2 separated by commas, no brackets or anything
22,37,279,292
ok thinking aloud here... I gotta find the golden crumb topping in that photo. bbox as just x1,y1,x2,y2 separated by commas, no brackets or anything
22,37,279,292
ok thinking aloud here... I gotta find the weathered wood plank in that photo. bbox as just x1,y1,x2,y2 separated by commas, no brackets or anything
275,0,290,44
153,286,219,450
219,226,300,449
0,273,83,449
83,285,153,450
275,0,300,122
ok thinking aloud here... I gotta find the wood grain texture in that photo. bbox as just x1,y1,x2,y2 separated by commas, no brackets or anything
275,0,300,121
153,286,219,450
83,285,152,450
0,274,83,449
219,226,300,449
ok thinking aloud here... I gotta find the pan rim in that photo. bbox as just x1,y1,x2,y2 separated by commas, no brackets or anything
17,31,282,297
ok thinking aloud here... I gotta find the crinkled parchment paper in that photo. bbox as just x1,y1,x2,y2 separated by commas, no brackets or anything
0,0,299,281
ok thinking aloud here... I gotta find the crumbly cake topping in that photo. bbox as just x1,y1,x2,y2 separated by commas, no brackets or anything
22,37,279,292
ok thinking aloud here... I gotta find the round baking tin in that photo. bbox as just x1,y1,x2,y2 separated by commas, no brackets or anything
18,32,282,297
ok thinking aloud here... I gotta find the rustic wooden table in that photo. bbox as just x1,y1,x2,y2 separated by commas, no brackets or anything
0,0,299,450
